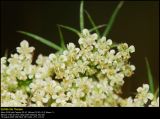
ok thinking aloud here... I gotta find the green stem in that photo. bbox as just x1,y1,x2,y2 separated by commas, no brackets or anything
85,10,100,36
103,1,124,37
80,0,84,31
145,57,155,94
18,31,62,51
89,24,107,33
57,25,66,50
59,25,81,36
154,87,159,98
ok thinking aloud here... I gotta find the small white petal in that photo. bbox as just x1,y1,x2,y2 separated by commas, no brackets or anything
110,50,115,55
129,45,135,53
67,43,75,50
42,98,49,103
82,29,90,36
147,93,154,100
130,65,136,71
143,84,149,91
20,40,29,47
106,39,112,45
49,54,56,60
137,87,143,92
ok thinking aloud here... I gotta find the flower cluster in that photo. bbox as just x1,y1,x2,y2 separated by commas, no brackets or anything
119,84,157,107
1,29,159,107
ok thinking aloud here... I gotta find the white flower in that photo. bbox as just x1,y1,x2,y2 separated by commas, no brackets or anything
125,97,134,107
129,45,135,53
82,29,90,36
60,55,68,62
130,65,136,71
135,84,154,105
49,53,56,60
149,97,159,107
55,85,62,92
67,43,75,50
16,40,35,55
1,57,7,64
110,49,115,55
1,30,156,107
36,55,48,65
79,29,98,48
106,39,112,45
140,84,149,92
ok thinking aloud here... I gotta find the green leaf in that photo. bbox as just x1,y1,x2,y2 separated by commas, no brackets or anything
111,43,118,48
17,78,33,87
57,25,66,50
103,1,124,37
80,0,84,31
4,49,8,58
85,10,100,36
145,57,155,94
89,24,107,33
17,31,62,51
17,78,33,93
154,87,159,98
59,24,81,36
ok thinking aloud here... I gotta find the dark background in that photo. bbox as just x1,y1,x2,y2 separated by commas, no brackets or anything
1,1,159,96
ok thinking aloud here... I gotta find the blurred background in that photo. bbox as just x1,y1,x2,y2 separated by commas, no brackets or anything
1,1,159,97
